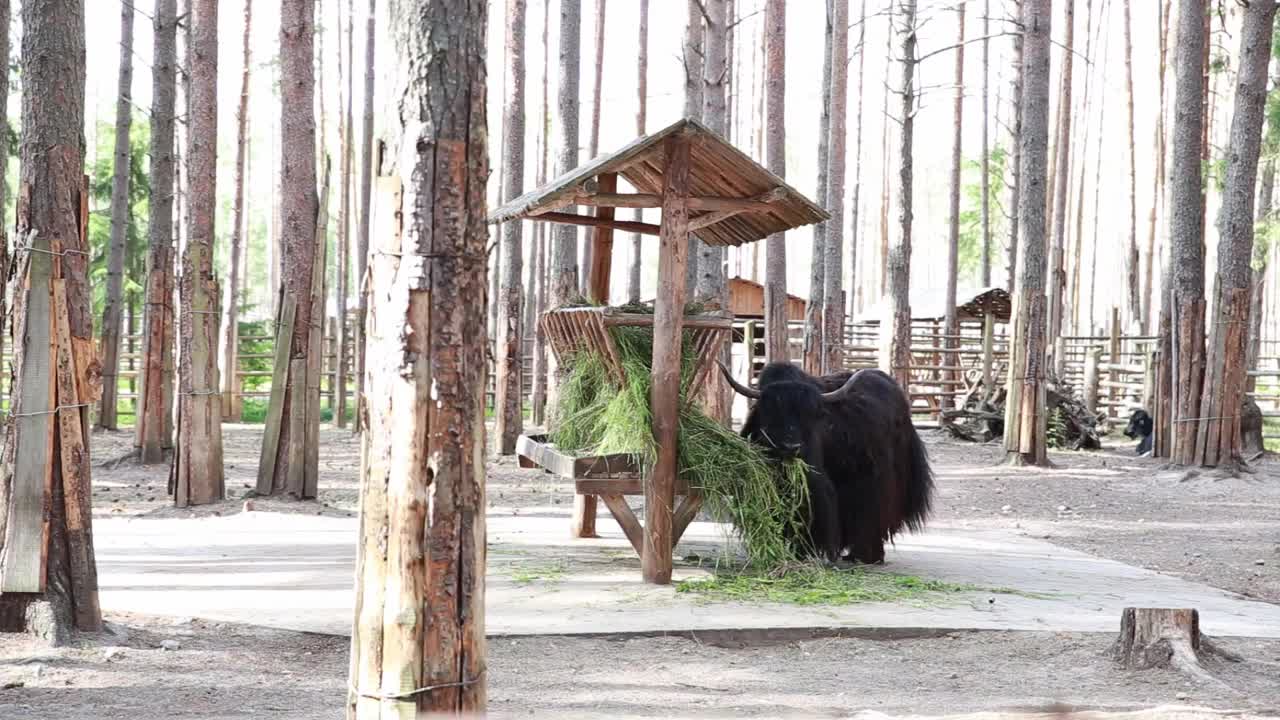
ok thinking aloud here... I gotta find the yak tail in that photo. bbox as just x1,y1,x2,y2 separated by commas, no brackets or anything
903,425,934,533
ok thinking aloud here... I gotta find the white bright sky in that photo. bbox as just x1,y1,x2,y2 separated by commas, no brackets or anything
80,0,1230,331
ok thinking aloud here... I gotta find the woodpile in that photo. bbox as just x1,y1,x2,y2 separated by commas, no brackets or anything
942,375,1102,450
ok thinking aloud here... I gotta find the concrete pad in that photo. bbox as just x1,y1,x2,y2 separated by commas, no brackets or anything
95,510,1280,639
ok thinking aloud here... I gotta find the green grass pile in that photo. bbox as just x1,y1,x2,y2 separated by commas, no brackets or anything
674,566,979,605
550,322,810,568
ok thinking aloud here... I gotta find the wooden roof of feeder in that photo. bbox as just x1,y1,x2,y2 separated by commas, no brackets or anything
488,118,829,246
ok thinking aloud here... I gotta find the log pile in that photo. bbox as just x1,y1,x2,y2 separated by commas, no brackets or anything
942,376,1103,450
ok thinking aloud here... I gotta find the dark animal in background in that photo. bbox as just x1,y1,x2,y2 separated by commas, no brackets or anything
720,362,934,565
1123,409,1153,455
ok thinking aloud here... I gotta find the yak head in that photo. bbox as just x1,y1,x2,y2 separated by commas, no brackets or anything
1123,409,1153,440
719,362,858,460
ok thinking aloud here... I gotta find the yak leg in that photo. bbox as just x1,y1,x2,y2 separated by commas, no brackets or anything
805,470,842,561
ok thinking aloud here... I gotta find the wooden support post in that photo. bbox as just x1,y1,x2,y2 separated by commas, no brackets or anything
981,313,994,391
1084,345,1101,415
644,132,692,585
1109,306,1122,415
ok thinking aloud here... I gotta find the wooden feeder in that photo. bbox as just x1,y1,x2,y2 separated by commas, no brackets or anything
489,118,827,584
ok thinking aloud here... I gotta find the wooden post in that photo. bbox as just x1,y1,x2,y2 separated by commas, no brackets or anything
1141,347,1155,411
981,313,994,391
644,132,692,585
1109,306,1121,418
1084,345,1101,415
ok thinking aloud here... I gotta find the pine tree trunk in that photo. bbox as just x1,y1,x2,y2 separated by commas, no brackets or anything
1193,1,1277,468
334,0,354,429
626,0,648,304
1047,0,1073,374
1069,0,1096,334
822,0,848,375
98,0,135,430
1120,0,1141,331
258,0,321,498
495,0,526,455
943,1,964,401
979,0,991,288
683,0,704,296
355,0,376,432
173,0,225,507
530,0,551,426
804,0,832,376
885,0,916,390
698,0,732,423
0,0,102,643
222,0,253,423
138,0,179,465
879,1,894,298
579,0,606,296
1003,0,1051,466
551,0,581,308
1004,0,1024,295
848,0,866,320
1144,0,1173,333
1248,52,1278,395
763,0,788,363
0,0,9,384
346,0,488,712
1157,0,1208,463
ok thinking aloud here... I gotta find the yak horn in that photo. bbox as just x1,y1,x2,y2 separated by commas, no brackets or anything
820,372,860,403
717,361,761,399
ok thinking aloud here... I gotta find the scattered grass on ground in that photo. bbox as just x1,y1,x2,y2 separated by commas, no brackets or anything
675,564,984,606
510,561,567,586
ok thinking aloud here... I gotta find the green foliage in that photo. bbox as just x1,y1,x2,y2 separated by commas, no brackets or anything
1047,407,1067,449
549,315,811,569
957,144,1009,284
675,565,979,606
87,114,151,324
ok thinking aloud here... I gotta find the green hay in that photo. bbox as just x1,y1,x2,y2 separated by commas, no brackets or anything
550,320,810,568
675,565,981,606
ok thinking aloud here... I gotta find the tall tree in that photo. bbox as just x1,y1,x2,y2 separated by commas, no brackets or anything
979,0,991,287
579,0,606,294
334,0,354,428
0,0,101,643
698,0,729,300
885,0,916,390
879,2,895,297
495,0,527,455
1004,0,1024,294
804,0,833,375
0,0,10,374
1047,0,1073,372
1193,1,1278,468
1069,0,1097,334
98,0,136,429
222,0,254,422
763,0,788,362
346,0,489,713
258,0,322,497
530,0,552,426
138,0,180,465
626,0,649,303
822,0,849,374
174,0,225,506
1143,0,1173,331
1122,0,1142,330
354,0,376,431
848,0,867,319
684,0,705,295
1247,44,1280,395
1157,0,1208,462
1003,0,1051,466
551,0,581,307
943,1,965,393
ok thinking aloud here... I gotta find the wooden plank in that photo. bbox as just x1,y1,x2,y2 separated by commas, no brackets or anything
51,278,101,629
599,493,644,555
671,493,703,546
585,173,617,305
534,211,661,236
304,173,330,500
1,228,55,593
644,133,691,585
286,358,307,497
255,296,296,495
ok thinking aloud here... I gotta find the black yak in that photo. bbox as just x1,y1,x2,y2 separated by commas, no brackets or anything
1123,409,1153,456
720,362,934,565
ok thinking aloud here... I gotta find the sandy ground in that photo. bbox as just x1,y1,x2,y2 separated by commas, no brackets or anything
0,424,1276,718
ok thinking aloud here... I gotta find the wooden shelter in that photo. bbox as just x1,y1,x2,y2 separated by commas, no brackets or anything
726,277,807,321
490,118,826,584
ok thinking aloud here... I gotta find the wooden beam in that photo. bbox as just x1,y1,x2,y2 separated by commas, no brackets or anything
572,190,784,213
535,211,661,236
688,188,788,231
586,174,617,302
643,133,692,585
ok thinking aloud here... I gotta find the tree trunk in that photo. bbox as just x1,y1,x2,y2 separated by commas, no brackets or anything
137,0,179,465
1193,1,1277,469
1003,0,1051,466
1247,51,1279,395
355,0,376,433
258,0,320,498
1144,0,1173,333
333,0,354,429
495,0,526,456
822,0,848,375
1157,0,1208,463
1047,0,1073,375
683,0,704,296
0,0,101,643
579,0,606,296
698,0,728,304
222,0,253,423
943,1,964,403
626,0,648,304
551,0,581,308
848,0,866,320
530,0,551,426
1069,0,1096,335
979,0,991,288
879,1,894,298
885,0,916,390
1004,0,1024,295
1118,0,1141,332
173,0,225,507
0,0,9,392
803,0,832,376
98,0,135,430
346,0,489,713
763,0,788,363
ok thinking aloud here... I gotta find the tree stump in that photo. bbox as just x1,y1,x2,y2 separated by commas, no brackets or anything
1108,608,1240,688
